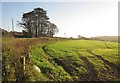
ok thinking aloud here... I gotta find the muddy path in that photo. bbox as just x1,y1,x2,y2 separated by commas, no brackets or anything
89,51,120,70
89,51,120,77
79,56,98,81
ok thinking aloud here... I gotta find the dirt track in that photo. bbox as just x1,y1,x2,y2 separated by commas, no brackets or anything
79,56,98,81
89,51,120,78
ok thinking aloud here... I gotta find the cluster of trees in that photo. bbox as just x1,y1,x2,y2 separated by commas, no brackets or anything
19,7,59,37
77,35,83,39
77,35,91,40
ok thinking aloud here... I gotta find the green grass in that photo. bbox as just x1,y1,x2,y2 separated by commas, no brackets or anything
3,38,119,81
2,37,64,81
44,40,119,81
29,43,72,81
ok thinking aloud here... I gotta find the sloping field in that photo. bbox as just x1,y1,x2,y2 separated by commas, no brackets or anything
30,40,120,81
2,38,120,81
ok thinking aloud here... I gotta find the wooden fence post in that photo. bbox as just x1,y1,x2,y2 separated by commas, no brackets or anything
20,56,25,73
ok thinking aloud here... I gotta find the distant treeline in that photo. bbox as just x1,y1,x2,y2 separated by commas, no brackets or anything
95,36,120,42
1,28,119,42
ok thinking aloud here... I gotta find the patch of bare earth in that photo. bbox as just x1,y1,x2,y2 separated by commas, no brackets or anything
79,56,98,81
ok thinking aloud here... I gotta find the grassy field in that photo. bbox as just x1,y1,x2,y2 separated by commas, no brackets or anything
30,40,120,81
2,38,120,81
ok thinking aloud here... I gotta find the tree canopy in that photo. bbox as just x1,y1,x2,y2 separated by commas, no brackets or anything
19,7,59,37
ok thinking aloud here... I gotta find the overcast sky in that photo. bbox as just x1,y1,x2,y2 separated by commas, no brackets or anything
1,1,118,38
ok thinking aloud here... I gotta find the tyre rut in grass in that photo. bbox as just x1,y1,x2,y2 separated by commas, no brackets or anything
42,45,74,76
89,51,120,78
42,45,97,80
79,56,98,81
